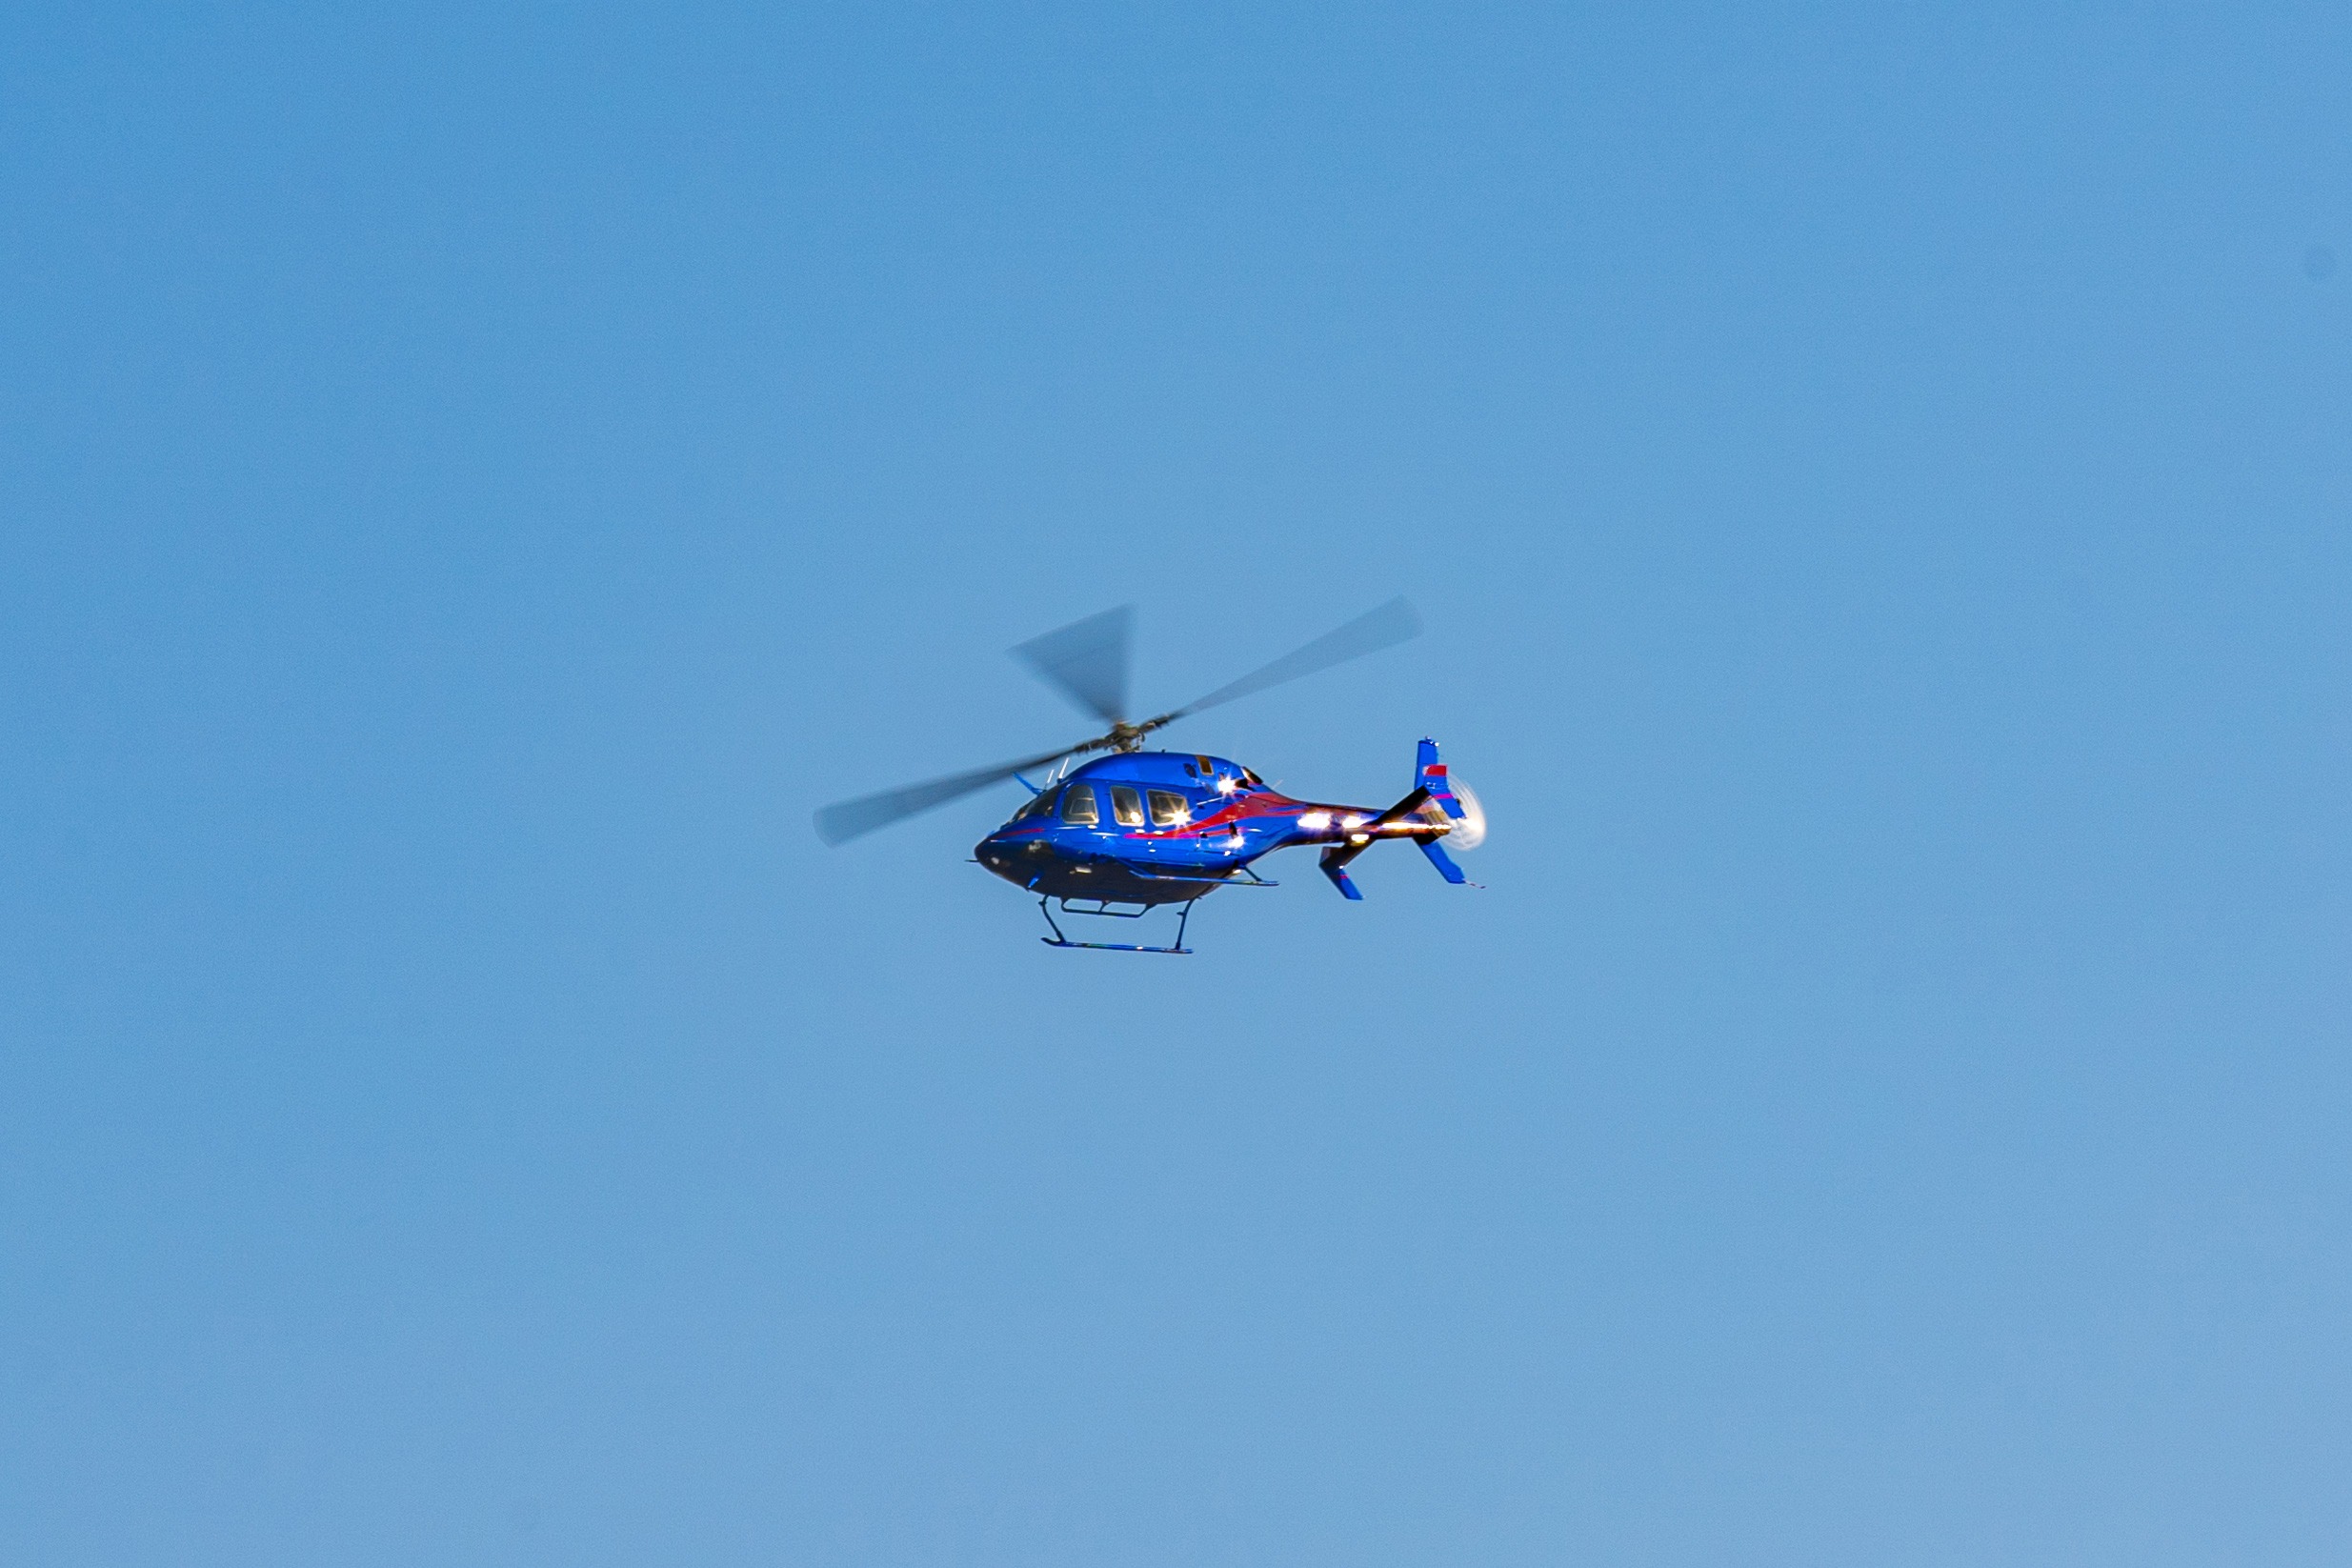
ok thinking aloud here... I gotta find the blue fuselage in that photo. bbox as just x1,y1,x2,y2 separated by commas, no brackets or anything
974,751,1379,906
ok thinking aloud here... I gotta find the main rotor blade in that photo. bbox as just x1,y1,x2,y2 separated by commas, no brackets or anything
1012,605,1133,726
814,742,1086,846
1159,596,1422,723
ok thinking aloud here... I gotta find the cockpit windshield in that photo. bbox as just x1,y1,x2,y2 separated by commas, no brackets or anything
1203,763,1262,796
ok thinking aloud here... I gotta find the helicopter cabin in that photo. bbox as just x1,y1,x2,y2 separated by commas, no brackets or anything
1001,751,1264,834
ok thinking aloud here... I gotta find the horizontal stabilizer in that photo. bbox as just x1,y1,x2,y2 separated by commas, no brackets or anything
1319,853,1365,900
1316,786,1433,899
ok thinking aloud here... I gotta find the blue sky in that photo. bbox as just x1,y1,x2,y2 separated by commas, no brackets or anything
5,5,2349,1564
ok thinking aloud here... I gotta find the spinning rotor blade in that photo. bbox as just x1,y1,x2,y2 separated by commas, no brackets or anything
1012,605,1132,726
817,596,1420,846
1153,596,1422,725
814,742,1086,846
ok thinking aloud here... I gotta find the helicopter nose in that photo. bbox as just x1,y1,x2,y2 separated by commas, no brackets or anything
974,837,1035,888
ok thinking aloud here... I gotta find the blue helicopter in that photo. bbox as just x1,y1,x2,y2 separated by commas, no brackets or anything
815,599,1485,954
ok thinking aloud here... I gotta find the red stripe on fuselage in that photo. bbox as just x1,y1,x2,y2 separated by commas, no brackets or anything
1133,791,1371,841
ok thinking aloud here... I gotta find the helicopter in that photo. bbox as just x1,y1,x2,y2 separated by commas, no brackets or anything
814,598,1485,954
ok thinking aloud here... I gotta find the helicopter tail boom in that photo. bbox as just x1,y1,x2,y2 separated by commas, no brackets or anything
1317,738,1480,897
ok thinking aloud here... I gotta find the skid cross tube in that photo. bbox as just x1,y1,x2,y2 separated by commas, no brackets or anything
1038,895,1196,955
1055,896,1155,919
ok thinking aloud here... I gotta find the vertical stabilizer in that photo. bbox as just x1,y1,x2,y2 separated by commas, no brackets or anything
1416,738,1466,821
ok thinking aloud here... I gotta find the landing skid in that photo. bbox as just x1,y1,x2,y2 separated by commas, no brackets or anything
1038,895,1197,955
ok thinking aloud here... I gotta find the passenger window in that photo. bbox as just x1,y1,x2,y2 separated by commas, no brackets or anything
1058,784,1099,826
1111,785,1145,827
1147,790,1190,827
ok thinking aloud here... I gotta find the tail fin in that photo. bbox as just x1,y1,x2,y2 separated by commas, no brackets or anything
1416,738,1466,823
1414,738,1469,885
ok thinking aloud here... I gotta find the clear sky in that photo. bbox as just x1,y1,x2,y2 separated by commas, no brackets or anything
5,6,2349,1564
